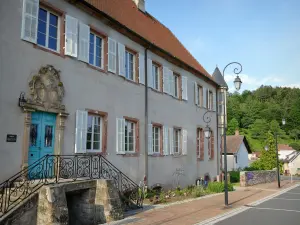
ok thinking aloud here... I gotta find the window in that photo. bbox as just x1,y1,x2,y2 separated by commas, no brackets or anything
174,128,181,154
125,120,135,153
208,91,213,110
37,8,59,51
235,154,238,164
125,50,135,81
152,126,161,153
195,84,203,106
152,63,160,90
174,74,179,98
87,115,102,152
89,33,103,68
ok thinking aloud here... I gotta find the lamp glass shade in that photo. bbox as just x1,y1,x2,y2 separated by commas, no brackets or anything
264,145,269,151
204,126,211,139
282,118,286,125
234,75,242,91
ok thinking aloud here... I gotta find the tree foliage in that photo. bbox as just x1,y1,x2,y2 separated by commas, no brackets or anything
227,86,300,151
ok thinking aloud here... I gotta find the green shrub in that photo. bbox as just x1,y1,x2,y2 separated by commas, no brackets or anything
191,186,206,198
159,191,167,203
230,171,240,183
207,182,234,193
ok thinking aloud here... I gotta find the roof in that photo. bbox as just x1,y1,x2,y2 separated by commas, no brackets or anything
212,67,228,88
278,144,295,151
222,135,251,154
283,152,300,163
82,0,211,79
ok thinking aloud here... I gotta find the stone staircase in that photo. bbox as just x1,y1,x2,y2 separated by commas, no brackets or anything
0,155,143,220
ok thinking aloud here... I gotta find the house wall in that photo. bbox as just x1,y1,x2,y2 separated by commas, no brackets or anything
0,0,219,187
289,156,300,175
278,150,295,160
236,142,249,169
222,155,235,171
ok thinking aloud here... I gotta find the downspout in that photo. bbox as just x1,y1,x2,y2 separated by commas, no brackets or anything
216,88,220,177
144,47,149,186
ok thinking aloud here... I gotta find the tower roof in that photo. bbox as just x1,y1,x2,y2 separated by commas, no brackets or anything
212,67,228,88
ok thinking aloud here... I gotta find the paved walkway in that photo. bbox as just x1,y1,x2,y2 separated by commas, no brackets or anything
107,181,299,225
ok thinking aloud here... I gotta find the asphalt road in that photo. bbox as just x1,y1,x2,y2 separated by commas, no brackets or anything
215,185,300,225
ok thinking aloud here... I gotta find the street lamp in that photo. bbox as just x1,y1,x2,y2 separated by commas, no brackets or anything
222,62,243,206
203,110,212,139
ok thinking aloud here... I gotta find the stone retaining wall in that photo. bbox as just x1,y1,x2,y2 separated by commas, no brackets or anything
240,170,277,187
0,179,124,225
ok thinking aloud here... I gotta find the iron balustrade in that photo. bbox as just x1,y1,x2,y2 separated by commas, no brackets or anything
0,154,143,217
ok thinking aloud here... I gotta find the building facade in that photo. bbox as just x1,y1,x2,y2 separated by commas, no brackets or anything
0,0,222,187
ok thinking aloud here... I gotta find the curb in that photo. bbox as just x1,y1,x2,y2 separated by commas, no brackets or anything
194,183,300,225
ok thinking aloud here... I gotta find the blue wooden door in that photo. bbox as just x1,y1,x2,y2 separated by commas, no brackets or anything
28,112,56,178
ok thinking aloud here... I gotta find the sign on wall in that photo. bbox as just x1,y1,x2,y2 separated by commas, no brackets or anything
6,134,17,142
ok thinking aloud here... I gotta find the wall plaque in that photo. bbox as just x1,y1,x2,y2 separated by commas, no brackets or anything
6,134,17,142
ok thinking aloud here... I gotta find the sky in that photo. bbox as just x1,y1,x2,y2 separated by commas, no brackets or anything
146,0,300,92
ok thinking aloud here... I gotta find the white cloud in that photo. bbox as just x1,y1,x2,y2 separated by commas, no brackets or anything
224,73,286,92
281,84,300,88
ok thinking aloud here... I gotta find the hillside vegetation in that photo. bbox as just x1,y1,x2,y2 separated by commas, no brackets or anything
227,85,300,152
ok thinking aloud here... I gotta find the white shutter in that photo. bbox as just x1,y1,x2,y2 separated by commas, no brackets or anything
118,42,125,76
163,66,169,93
203,87,207,108
75,110,88,153
169,127,174,155
139,53,145,84
65,15,78,57
21,0,39,43
182,76,188,100
163,126,169,155
194,82,199,105
169,70,174,96
108,38,117,73
182,129,187,155
213,91,216,111
148,124,153,155
147,58,153,88
207,89,210,109
116,118,125,154
78,22,90,63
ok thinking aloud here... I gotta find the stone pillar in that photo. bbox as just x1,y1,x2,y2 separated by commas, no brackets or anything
21,110,34,171
95,180,124,223
37,186,69,225
55,113,68,155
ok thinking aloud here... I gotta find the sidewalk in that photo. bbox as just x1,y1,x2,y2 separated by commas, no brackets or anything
108,180,299,225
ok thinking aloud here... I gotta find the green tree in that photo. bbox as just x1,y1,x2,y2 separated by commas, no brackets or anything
227,118,239,135
250,119,269,139
289,143,300,151
259,131,283,170
269,120,285,136
289,129,300,141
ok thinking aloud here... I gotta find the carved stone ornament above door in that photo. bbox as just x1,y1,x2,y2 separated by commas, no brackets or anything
25,65,67,113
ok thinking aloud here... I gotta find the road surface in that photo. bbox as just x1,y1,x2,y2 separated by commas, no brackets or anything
215,185,300,225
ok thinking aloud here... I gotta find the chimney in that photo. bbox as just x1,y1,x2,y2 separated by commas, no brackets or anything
133,0,145,12
235,129,239,136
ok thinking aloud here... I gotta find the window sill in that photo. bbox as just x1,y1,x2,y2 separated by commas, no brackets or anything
117,153,140,157
150,87,163,94
33,44,64,58
197,158,204,161
87,64,106,73
150,153,164,157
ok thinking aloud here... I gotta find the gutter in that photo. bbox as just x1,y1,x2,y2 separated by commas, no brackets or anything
144,47,149,185
78,0,218,86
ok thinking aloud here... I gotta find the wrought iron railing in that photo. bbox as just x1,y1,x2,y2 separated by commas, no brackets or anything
0,154,143,218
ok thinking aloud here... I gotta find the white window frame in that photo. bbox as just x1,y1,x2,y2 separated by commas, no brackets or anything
152,63,160,91
125,120,136,153
89,33,104,69
174,74,179,98
125,50,136,81
197,128,202,158
196,84,203,106
152,126,161,154
86,114,102,153
208,91,213,110
173,128,181,154
37,7,60,52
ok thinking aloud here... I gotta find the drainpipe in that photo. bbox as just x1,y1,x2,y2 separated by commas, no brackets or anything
216,88,220,177
144,47,149,186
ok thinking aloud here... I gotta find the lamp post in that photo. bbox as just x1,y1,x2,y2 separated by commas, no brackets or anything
222,62,242,206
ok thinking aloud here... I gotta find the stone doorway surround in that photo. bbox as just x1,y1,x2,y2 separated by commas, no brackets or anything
19,65,69,170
